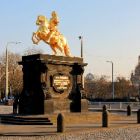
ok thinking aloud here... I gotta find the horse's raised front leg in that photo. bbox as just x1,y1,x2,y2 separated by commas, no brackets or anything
32,32,40,44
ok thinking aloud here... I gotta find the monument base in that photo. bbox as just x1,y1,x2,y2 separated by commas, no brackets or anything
44,99,88,114
18,54,87,114
81,99,88,112
44,99,71,114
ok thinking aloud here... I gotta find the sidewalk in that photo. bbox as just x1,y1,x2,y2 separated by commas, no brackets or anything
0,105,139,139
0,111,138,135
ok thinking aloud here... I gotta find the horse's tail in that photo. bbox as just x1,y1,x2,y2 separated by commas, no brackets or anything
64,43,71,57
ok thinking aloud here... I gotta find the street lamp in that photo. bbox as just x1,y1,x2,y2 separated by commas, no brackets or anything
106,60,115,100
78,36,84,89
79,36,83,58
5,42,21,100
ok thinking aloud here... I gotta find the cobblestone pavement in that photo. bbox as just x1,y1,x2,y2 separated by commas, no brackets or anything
0,126,140,140
0,105,140,140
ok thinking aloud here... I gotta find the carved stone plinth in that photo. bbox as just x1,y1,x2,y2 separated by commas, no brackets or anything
18,54,87,114
81,99,88,112
44,99,71,114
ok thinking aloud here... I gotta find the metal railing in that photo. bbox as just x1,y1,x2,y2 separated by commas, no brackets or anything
88,101,140,110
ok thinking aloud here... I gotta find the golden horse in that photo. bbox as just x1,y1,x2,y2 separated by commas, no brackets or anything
32,11,71,57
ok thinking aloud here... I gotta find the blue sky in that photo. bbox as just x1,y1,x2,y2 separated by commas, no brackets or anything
0,0,140,79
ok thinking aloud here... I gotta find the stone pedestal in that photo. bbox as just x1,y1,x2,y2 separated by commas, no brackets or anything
18,54,87,114
81,99,88,112
44,99,71,114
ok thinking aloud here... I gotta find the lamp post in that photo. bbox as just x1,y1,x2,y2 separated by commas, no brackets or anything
106,61,114,100
5,42,21,100
79,36,83,58
78,36,84,89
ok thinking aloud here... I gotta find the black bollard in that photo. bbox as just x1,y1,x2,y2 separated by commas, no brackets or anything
103,105,107,111
137,109,140,123
13,101,17,114
102,105,109,127
127,105,131,116
57,113,65,132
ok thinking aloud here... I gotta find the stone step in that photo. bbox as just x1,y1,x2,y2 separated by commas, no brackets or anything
0,115,53,125
1,120,53,125
1,116,50,122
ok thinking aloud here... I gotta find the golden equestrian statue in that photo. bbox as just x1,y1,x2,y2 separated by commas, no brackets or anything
32,11,71,56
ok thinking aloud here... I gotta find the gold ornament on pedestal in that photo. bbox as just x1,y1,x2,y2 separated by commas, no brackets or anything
32,11,71,57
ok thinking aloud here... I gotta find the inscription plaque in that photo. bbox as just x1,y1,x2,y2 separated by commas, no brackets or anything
53,74,70,93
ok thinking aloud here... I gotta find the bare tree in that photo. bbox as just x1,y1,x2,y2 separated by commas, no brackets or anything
85,74,111,100
24,46,44,55
85,73,137,101
0,52,22,97
115,77,138,99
